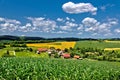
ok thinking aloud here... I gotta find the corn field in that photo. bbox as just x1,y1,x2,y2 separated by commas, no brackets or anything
0,58,120,80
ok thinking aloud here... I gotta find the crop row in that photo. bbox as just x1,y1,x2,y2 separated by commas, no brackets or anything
0,58,120,80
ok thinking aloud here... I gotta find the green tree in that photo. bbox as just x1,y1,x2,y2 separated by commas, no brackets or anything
19,36,25,41
64,48,68,52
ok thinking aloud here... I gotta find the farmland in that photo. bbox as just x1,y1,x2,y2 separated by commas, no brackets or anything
27,41,76,50
0,58,120,80
75,41,120,49
0,40,120,79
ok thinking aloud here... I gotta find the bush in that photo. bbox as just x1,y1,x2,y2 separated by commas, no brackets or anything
0,43,6,49
2,51,15,57
15,48,21,52
64,48,68,52
10,43,27,47
54,53,60,58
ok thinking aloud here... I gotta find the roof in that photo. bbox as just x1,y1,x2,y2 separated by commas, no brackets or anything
74,55,80,59
38,48,48,52
62,53,70,58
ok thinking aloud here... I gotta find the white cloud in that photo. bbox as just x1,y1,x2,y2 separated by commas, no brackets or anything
66,17,70,20
52,31,68,34
57,18,64,22
27,17,57,33
82,17,98,27
0,17,21,32
0,17,5,21
60,21,78,31
27,17,45,21
71,18,75,22
114,29,120,33
81,17,118,36
0,16,119,37
57,17,75,22
62,2,97,15
26,23,31,27
0,17,21,24
19,23,32,32
77,24,84,31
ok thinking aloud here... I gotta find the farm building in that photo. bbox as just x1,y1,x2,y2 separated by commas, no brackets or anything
37,48,48,54
74,55,80,59
61,53,71,59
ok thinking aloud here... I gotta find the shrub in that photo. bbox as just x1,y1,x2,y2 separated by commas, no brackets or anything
0,43,6,49
2,50,15,57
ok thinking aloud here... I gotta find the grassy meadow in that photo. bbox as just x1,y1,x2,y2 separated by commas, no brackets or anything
75,40,120,49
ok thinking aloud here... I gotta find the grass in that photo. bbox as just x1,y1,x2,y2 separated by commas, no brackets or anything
75,41,120,49
16,52,49,58
0,47,49,58
0,58,120,80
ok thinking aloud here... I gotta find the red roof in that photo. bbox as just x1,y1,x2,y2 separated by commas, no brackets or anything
74,55,80,59
62,53,70,58
38,48,47,52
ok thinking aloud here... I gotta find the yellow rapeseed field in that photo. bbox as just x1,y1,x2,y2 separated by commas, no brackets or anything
27,42,76,50
104,40,120,43
104,48,120,51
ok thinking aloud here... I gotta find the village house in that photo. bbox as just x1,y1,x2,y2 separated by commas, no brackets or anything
74,55,80,59
61,53,71,59
37,48,48,54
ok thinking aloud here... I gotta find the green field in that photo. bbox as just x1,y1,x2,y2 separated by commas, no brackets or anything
75,41,120,49
0,58,120,80
0,47,49,58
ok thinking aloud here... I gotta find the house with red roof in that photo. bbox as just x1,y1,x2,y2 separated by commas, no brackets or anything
37,48,48,54
61,53,71,59
74,55,80,59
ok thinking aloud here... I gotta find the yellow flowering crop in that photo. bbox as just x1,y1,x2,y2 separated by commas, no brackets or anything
27,42,76,50
104,48,120,51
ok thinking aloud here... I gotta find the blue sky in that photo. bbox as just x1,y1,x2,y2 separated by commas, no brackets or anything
0,0,120,38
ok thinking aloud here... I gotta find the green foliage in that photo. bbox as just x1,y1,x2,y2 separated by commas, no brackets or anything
10,43,27,47
64,48,68,52
0,43,6,49
2,50,15,57
0,58,120,80
54,52,60,58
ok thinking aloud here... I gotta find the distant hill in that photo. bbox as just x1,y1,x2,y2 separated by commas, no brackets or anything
0,35,98,41
0,35,20,40
0,35,45,41
0,35,120,41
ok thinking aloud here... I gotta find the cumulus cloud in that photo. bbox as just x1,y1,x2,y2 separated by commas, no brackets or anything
60,21,78,31
66,17,70,20
80,17,118,36
52,31,68,34
62,2,97,15
0,16,119,37
19,23,32,32
77,24,84,30
27,17,57,33
57,18,64,22
65,17,75,22
114,29,120,33
0,17,21,32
